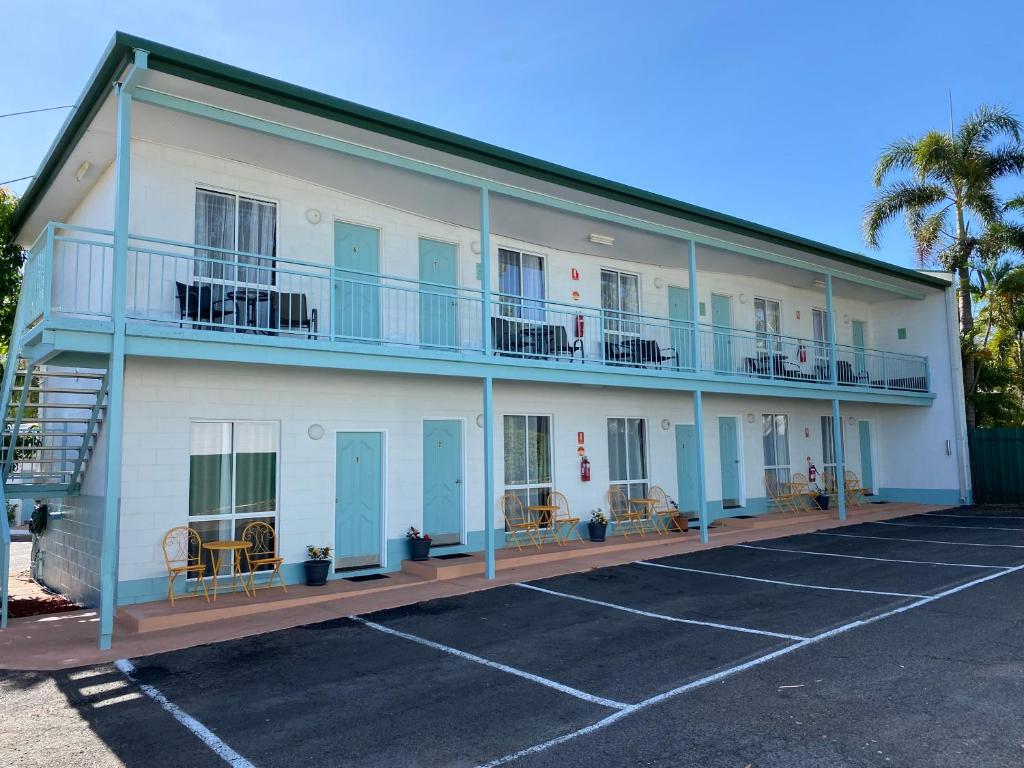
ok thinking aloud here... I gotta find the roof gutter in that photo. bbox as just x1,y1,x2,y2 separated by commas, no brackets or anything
13,31,948,290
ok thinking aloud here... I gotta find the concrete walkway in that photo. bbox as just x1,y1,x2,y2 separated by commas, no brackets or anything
0,502,946,670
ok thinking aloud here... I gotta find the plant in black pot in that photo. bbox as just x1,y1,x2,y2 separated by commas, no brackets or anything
406,527,432,561
588,509,608,542
304,545,332,586
812,485,830,510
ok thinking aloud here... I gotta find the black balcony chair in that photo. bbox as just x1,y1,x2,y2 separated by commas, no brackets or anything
175,281,236,329
275,292,318,338
630,339,679,368
491,316,525,355
522,324,584,360
744,352,801,379
603,339,632,365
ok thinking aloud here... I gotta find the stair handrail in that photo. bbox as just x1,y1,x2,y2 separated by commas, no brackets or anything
70,370,109,491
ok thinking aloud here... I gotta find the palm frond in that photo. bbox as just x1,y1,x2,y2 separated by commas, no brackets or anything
958,104,1023,150
871,137,920,186
910,208,949,260
1005,193,1024,213
862,181,947,248
984,144,1024,178
914,131,957,183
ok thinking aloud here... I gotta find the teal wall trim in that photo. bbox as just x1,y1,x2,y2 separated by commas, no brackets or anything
876,488,964,506
117,528,507,605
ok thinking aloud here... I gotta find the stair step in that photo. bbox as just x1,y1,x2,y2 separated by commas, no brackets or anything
7,402,97,409
25,387,103,395
20,371,106,379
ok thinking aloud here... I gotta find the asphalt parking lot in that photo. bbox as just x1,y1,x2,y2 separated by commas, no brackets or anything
4,506,1024,767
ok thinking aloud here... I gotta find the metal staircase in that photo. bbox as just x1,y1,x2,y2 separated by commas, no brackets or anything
0,363,108,497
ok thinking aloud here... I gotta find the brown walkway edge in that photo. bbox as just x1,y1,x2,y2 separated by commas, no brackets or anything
0,503,946,671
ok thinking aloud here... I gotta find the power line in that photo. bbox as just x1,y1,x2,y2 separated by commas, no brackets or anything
0,175,33,186
0,105,74,120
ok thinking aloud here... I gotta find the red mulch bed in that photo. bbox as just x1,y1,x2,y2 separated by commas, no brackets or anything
7,595,82,619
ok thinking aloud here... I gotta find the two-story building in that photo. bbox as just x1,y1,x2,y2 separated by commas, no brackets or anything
0,33,971,648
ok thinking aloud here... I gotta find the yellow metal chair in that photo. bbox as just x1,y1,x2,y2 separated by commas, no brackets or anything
788,471,815,512
646,485,673,535
162,526,210,606
241,521,287,594
844,470,868,507
547,491,582,545
606,486,645,537
765,473,800,514
500,493,542,550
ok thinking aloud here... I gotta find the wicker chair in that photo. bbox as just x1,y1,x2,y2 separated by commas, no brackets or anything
646,485,674,534
162,526,210,606
605,486,645,537
765,473,800,514
547,491,582,545
500,493,542,550
241,521,286,594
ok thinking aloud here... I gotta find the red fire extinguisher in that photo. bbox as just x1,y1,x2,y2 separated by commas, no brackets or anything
580,455,591,482
808,462,817,483
798,343,807,363
574,314,585,339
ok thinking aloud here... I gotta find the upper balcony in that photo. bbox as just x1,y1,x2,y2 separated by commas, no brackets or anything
17,223,931,400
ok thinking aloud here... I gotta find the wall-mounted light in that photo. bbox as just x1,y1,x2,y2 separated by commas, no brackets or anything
847,416,856,427
653,277,665,289
843,313,850,325
305,208,321,225
475,413,484,428
660,418,671,431
74,160,91,182
471,240,481,255
812,278,825,288
589,233,615,246
745,413,756,424
738,293,747,304
307,424,325,440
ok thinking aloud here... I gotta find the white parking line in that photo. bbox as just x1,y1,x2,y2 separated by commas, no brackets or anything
114,659,254,768
477,563,1024,767
873,520,1024,533
635,560,924,598
734,543,1005,569
813,531,1024,549
351,616,629,710
927,513,1024,521
516,583,805,641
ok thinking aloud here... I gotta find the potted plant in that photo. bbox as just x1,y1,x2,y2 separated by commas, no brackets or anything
588,509,608,542
406,526,432,560
668,499,689,532
813,485,830,510
304,545,332,586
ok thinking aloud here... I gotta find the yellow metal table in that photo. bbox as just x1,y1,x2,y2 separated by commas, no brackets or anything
630,497,664,534
203,540,253,600
528,504,560,543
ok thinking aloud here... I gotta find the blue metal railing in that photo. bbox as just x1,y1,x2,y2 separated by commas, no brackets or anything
29,223,931,393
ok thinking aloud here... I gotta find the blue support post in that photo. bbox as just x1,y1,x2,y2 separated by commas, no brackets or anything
694,389,709,543
98,50,147,650
832,398,846,522
483,376,495,579
0,485,9,629
687,240,700,369
480,188,492,354
825,273,838,385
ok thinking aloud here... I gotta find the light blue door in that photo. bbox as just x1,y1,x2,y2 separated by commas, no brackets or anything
851,320,866,377
674,424,699,513
423,420,462,545
718,416,741,507
711,294,732,373
335,432,383,569
668,286,691,369
858,421,874,494
419,239,457,348
334,221,380,341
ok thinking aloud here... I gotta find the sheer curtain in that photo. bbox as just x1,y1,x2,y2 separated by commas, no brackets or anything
194,190,236,279
237,197,276,285
521,253,545,322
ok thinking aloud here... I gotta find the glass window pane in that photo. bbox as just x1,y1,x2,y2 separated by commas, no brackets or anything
821,415,834,465
775,415,790,466
234,422,277,515
235,517,276,574
527,416,551,484
626,418,647,480
754,298,766,334
189,422,232,516
607,418,627,482
762,414,777,468
503,415,527,485
498,249,521,318
619,274,639,314
767,300,781,335
194,190,236,280
190,518,233,576
237,197,276,285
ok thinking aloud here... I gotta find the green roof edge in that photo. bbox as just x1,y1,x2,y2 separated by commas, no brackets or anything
12,31,948,290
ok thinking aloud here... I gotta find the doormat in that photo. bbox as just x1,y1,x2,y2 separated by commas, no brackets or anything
870,501,889,505
433,553,474,560
344,573,390,583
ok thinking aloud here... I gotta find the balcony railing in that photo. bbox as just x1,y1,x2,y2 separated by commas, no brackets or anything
26,224,930,393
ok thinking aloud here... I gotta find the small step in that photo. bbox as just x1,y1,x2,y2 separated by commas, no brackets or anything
20,371,106,379
7,402,96,409
26,387,103,395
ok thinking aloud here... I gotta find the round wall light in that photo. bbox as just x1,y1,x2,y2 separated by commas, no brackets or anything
471,240,481,255
745,412,756,423
305,208,322,225
475,413,484,428
660,418,671,431
653,277,665,289
307,424,325,440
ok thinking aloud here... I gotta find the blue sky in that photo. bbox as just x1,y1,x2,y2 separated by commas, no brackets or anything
3,1,1022,267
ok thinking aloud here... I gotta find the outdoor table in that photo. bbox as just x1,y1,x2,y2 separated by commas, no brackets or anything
630,497,661,531
202,540,253,600
527,504,559,539
227,288,274,334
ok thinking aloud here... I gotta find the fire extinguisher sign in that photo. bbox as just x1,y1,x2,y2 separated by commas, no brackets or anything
577,431,585,445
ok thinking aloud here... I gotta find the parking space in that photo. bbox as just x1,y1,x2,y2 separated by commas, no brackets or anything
6,506,1024,767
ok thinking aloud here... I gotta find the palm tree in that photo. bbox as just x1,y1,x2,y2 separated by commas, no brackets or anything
863,104,1024,426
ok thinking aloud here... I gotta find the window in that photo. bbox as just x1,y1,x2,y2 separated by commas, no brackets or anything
762,414,791,489
812,308,831,375
195,189,276,284
189,421,279,576
607,417,648,501
820,415,846,489
754,297,781,352
498,248,545,321
601,269,641,340
503,415,552,510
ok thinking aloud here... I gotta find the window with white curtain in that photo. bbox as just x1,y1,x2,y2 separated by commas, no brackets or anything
762,414,791,489
503,415,553,510
188,421,279,576
607,417,648,501
601,269,641,339
195,189,277,284
754,297,781,352
820,415,846,490
498,248,545,321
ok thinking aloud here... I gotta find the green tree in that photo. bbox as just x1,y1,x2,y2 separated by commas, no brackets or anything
863,104,1024,427
0,187,25,362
